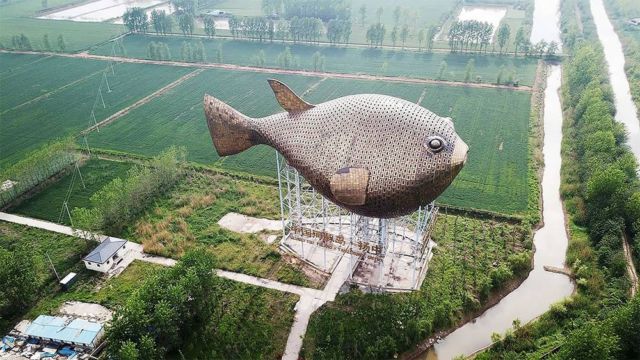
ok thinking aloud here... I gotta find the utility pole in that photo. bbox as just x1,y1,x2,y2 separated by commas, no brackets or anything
45,252,60,281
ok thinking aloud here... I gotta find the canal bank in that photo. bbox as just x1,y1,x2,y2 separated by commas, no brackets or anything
420,0,575,358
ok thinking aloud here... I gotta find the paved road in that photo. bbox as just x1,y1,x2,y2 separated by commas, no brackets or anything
0,49,532,92
0,211,353,360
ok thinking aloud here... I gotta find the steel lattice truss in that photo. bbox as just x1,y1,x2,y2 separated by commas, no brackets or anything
276,153,439,290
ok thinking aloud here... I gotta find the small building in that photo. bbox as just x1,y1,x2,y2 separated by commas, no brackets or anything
629,18,640,26
59,272,77,291
24,315,104,349
83,237,127,273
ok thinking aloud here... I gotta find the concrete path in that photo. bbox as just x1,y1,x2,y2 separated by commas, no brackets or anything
0,212,355,359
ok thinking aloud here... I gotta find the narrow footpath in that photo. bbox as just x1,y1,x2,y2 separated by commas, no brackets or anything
0,211,352,360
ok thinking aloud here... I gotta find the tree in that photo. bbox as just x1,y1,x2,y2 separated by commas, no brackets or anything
496,23,510,54
426,26,436,52
390,26,398,47
417,29,425,51
559,323,620,360
276,20,289,42
533,40,547,57
546,41,559,57
254,49,266,66
496,65,505,85
57,34,66,52
151,10,169,34
464,59,475,83
42,34,51,51
393,6,401,25
365,23,385,47
177,13,194,35
278,46,293,68
311,51,325,71
123,7,148,33
400,24,409,49
514,26,525,56
376,7,383,23
147,41,158,59
203,16,216,37
358,4,366,27
438,60,447,80
0,246,38,317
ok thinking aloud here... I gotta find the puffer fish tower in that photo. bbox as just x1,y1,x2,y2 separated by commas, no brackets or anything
204,79,468,219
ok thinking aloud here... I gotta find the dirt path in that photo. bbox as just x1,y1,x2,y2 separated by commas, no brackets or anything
80,68,203,134
622,233,638,297
1,49,532,92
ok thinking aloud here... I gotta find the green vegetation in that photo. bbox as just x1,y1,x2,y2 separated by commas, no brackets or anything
90,34,539,85
122,170,318,287
10,158,132,224
475,1,640,357
72,148,187,235
0,0,122,51
87,69,532,214
0,56,191,168
106,249,297,360
0,221,95,333
86,69,319,177
604,0,640,114
303,214,533,359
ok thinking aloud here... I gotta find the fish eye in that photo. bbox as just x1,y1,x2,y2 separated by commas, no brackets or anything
426,136,446,153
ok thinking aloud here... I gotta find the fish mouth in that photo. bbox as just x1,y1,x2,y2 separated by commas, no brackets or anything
451,136,468,169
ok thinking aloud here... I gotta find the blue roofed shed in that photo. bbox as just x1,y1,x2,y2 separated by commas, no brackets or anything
24,315,104,348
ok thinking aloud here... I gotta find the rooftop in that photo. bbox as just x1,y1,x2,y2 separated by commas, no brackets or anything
83,237,126,264
24,315,103,347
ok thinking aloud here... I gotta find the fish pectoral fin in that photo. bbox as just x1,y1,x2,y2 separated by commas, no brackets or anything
330,167,369,206
267,79,315,113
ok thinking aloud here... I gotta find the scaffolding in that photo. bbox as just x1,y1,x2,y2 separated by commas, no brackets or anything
276,153,438,291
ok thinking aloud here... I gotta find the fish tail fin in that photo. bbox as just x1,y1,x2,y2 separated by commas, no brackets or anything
204,94,263,156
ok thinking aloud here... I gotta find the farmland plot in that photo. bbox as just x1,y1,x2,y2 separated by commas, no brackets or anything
0,61,191,169
86,69,320,176
0,53,108,110
10,159,132,224
91,34,539,85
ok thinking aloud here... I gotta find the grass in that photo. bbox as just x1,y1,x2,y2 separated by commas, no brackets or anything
0,0,123,52
303,214,533,359
0,220,95,331
90,33,539,85
122,171,322,288
89,69,531,214
0,58,191,169
10,158,132,224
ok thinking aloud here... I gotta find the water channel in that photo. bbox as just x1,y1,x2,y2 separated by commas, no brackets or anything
424,0,575,358
590,0,640,161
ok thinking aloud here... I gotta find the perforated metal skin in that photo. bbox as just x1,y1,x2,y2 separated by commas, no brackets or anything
204,88,468,218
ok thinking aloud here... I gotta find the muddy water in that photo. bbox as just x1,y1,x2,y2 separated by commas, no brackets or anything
590,0,640,161
422,0,575,358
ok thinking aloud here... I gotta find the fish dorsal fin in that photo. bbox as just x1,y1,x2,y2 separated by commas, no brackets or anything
330,167,369,206
267,79,315,113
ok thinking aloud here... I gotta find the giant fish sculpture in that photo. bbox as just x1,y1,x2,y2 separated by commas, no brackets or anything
204,79,468,218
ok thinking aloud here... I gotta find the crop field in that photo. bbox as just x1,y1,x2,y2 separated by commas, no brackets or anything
0,53,108,110
86,68,530,213
86,68,321,176
0,59,191,169
10,159,132,224
0,0,122,51
91,34,539,85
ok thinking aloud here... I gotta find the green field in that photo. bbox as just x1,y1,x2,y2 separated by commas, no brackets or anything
0,54,108,110
10,158,132,224
86,68,321,176
87,69,531,214
0,0,123,51
91,34,539,85
0,55,191,169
